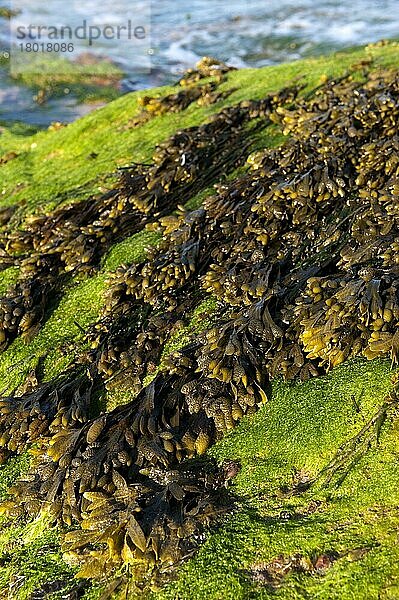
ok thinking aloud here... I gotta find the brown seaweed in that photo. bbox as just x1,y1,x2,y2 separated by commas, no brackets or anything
0,367,98,462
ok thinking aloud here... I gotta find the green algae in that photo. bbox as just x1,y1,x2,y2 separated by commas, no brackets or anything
0,516,79,600
8,350,397,600
0,272,107,393
0,48,123,117
10,54,123,101
0,456,79,600
184,185,217,211
0,267,19,295
0,454,30,502
154,358,399,600
103,230,161,271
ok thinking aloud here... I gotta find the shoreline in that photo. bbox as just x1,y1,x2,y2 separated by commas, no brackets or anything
0,42,398,599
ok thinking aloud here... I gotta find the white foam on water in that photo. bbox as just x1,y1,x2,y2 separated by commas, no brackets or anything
274,15,314,34
326,21,368,43
164,41,201,67
226,55,249,68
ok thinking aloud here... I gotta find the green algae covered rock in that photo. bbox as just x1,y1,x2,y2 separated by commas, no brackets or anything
0,42,398,599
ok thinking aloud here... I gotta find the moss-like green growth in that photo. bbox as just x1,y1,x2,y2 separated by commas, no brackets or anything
0,273,107,393
0,515,80,600
155,358,399,600
184,185,216,211
103,230,161,271
0,267,19,295
0,456,82,600
0,120,42,137
0,454,30,502
10,53,124,104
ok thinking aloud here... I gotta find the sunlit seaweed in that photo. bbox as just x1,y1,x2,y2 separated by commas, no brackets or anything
0,367,98,463
126,58,237,129
178,56,237,86
128,82,234,129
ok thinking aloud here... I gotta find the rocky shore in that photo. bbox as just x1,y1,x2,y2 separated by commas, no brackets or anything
0,43,398,599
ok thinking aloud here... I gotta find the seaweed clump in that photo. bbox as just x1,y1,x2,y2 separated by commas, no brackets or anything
126,57,236,128
1,63,399,589
0,366,98,465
